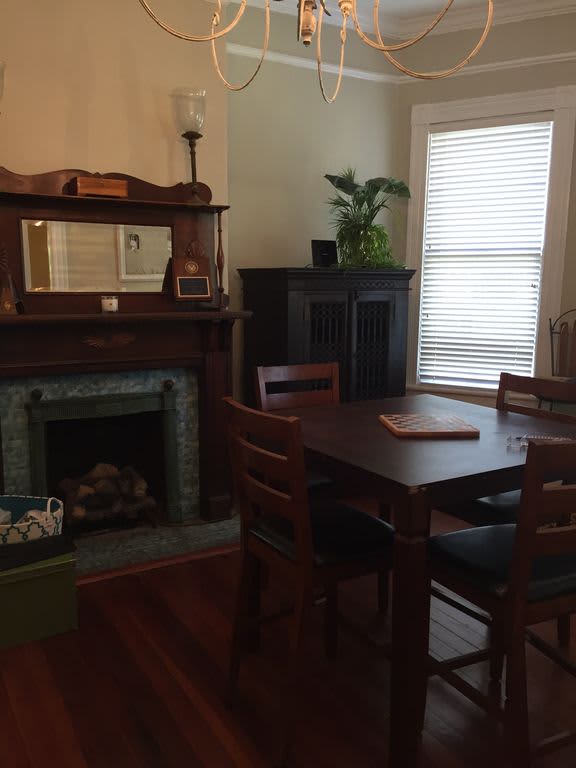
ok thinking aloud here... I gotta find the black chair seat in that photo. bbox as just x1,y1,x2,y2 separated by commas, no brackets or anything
442,489,521,526
430,524,576,602
306,470,335,493
250,502,394,566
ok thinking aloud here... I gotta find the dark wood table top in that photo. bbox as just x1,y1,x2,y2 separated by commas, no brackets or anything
280,394,576,500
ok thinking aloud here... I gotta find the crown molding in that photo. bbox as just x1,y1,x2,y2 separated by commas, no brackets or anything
227,44,576,86
401,50,576,83
226,43,400,83
389,0,576,37
228,1,576,37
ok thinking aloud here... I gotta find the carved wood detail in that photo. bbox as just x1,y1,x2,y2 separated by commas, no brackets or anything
0,167,214,205
82,333,137,350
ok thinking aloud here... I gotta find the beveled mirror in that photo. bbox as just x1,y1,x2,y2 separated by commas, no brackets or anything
22,220,172,293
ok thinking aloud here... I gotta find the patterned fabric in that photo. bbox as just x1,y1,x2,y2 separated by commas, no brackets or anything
0,496,63,545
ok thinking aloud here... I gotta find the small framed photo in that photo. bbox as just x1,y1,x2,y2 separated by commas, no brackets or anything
116,225,171,282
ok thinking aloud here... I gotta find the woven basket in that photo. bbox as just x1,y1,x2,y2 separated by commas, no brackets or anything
0,496,63,545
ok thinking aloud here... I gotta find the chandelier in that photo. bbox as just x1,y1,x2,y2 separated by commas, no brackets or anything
138,1,494,103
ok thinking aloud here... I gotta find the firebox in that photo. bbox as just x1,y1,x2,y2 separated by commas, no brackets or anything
26,381,182,530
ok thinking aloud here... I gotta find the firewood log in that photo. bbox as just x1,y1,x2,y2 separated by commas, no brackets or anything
83,463,119,482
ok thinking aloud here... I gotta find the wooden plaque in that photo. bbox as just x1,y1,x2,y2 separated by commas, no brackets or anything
378,413,480,439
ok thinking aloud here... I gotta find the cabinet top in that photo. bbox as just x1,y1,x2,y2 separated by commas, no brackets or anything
238,267,416,290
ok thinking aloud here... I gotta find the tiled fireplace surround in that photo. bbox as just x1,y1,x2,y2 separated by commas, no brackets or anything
0,368,198,522
0,311,245,523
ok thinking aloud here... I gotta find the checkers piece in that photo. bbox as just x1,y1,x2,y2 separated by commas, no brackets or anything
378,413,480,439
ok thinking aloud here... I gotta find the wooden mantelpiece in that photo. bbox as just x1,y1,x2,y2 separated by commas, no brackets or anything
0,168,249,521
0,310,249,520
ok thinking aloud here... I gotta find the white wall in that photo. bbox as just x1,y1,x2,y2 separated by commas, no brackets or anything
0,0,228,200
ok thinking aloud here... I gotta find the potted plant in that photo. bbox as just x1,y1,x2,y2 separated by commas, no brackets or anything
325,168,410,269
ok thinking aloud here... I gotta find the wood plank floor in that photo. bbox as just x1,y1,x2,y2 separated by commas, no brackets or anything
0,512,574,768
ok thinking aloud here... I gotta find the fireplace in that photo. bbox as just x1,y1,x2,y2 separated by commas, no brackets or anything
0,366,201,523
0,168,251,522
0,311,248,520
25,380,184,532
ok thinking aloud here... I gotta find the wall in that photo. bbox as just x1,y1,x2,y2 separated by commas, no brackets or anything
226,8,400,392
0,0,228,199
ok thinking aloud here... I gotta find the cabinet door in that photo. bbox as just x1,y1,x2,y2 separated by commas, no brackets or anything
301,293,350,397
350,292,396,400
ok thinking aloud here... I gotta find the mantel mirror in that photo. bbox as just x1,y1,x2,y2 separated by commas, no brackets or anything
22,220,171,294
0,167,228,314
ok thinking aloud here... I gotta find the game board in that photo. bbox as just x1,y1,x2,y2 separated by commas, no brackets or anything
378,413,480,439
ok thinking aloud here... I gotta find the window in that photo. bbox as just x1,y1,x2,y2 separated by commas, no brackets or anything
406,88,576,392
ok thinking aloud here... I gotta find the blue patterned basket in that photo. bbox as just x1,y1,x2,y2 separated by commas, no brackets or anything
0,496,63,545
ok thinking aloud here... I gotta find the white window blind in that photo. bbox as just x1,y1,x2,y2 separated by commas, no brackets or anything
417,121,553,389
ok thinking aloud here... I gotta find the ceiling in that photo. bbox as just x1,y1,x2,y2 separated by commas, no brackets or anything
367,0,481,18
258,0,576,35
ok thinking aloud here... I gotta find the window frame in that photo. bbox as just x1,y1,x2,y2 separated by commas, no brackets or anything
405,87,576,395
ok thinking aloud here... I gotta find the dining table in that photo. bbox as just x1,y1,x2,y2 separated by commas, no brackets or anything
278,393,576,768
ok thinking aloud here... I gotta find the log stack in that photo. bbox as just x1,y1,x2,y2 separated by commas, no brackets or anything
59,463,157,531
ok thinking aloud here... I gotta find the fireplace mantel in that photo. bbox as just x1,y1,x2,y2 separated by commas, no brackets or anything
0,310,250,520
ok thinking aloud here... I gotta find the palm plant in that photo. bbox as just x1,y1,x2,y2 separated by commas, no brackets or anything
325,168,410,268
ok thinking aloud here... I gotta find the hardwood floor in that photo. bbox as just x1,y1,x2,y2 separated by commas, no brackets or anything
0,513,574,768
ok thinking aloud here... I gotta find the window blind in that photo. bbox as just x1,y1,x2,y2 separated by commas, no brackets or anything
417,121,553,389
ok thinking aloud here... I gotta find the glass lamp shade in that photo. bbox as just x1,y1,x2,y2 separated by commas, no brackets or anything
171,87,206,136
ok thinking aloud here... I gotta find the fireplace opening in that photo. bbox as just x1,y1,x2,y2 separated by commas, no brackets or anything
46,411,165,535
26,382,183,535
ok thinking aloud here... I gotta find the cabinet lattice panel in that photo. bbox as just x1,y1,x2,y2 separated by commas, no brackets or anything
308,301,347,365
355,301,390,400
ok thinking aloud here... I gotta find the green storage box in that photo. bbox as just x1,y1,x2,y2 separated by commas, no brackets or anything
0,553,77,649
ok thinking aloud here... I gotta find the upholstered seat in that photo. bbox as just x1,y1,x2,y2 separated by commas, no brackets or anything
453,490,522,526
430,524,576,602
251,502,394,566
305,469,336,494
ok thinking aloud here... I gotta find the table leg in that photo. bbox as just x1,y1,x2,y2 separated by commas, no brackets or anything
389,488,432,768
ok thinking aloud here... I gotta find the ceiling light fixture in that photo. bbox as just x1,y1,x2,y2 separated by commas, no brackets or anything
138,1,493,103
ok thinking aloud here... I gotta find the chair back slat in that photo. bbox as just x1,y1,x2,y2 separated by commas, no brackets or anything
255,363,340,412
241,471,298,519
235,435,293,484
223,398,313,561
533,525,576,557
535,485,576,527
496,372,576,423
509,441,576,605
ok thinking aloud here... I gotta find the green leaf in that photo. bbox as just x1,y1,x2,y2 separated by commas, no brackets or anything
365,177,411,198
324,174,362,196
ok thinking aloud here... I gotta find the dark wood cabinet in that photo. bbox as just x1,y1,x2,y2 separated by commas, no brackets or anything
239,268,415,402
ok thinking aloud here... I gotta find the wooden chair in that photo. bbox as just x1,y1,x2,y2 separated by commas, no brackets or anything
254,362,340,412
440,373,576,646
428,439,576,767
223,397,394,764
443,373,576,529
254,362,341,497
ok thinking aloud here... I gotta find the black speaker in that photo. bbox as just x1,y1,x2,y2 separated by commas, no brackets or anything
311,240,337,268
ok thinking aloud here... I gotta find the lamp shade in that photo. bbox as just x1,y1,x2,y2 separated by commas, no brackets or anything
171,87,206,135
